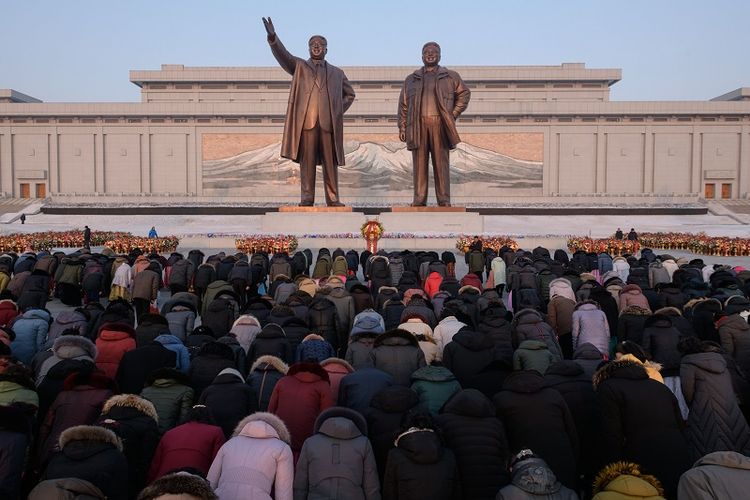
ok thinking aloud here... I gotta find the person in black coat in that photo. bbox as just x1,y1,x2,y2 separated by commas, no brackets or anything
544,360,602,493
198,367,257,439
96,394,160,499
307,296,341,352
135,313,171,347
42,425,128,500
247,323,293,365
442,328,496,387
116,341,177,395
187,341,236,397
593,357,691,498
338,367,394,416
436,389,510,500
383,411,461,500
476,303,514,364
641,313,684,379
493,370,579,490
366,385,422,479
0,403,35,500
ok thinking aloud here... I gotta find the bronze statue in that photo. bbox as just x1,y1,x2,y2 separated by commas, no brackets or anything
262,17,355,207
398,42,470,207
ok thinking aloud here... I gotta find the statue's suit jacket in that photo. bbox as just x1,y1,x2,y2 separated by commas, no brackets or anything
398,66,471,151
269,37,355,166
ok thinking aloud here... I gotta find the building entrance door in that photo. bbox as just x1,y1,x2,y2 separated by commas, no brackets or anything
19,183,30,198
704,183,715,199
35,183,46,198
721,183,732,199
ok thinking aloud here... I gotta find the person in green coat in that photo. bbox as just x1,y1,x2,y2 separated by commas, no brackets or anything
411,365,461,415
0,363,39,413
513,340,555,375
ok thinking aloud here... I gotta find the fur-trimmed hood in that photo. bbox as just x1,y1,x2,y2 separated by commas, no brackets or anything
52,335,97,359
233,411,291,444
684,297,722,311
59,424,123,452
250,355,289,374
101,394,158,422
620,283,643,295
654,306,682,317
302,333,325,343
374,328,419,348
592,461,664,497
314,406,367,437
288,362,330,383
619,305,652,317
593,358,648,389
458,285,481,295
574,299,600,311
321,357,354,374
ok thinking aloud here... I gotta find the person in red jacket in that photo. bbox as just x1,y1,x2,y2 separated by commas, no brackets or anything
268,361,333,462
147,405,225,483
424,271,444,299
95,323,136,379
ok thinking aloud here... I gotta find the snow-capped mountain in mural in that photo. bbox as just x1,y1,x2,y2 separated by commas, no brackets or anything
203,140,542,190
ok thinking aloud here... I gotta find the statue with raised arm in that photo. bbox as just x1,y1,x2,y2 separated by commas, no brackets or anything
262,17,355,207
398,42,470,207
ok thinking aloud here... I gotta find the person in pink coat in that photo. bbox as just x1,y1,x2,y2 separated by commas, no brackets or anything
207,411,294,500
320,357,353,404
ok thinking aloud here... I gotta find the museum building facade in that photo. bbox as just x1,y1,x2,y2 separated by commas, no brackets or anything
1,63,749,205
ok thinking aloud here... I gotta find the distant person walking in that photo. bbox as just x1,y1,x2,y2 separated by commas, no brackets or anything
627,228,638,241
148,226,158,238
83,225,91,249
19,213,26,224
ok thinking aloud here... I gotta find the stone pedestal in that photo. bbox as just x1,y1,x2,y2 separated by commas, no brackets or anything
278,205,353,213
391,206,466,213
262,211,365,235
378,211,482,233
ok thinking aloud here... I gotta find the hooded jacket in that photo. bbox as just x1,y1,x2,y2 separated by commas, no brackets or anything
247,355,289,411
410,365,461,415
641,314,683,377
618,284,651,313
678,451,750,500
36,335,97,385
10,308,51,365
436,389,511,499
199,367,257,438
140,367,194,435
42,425,128,500
571,301,610,355
616,305,652,346
269,362,333,459
442,329,496,386
511,309,563,362
148,419,225,483
494,371,579,489
230,314,263,353
95,323,136,379
513,340,555,375
294,407,380,500
593,358,690,498
717,313,750,379
188,341,236,397
383,428,461,500
207,412,294,500
495,457,578,500
591,461,664,500
681,351,750,460
97,394,160,497
321,357,354,404
248,323,293,365
367,329,427,386
433,316,468,361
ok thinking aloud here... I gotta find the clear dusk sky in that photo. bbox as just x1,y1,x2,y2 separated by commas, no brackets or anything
2,0,748,103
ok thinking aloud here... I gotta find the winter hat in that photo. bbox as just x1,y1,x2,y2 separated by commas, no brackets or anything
327,276,345,288
351,312,385,335
137,472,218,500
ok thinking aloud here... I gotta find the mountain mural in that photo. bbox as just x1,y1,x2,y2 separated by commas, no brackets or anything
202,140,542,192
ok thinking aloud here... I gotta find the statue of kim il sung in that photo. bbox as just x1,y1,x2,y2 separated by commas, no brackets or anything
263,17,356,207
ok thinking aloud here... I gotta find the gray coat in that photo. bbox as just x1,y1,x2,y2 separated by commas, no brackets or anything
495,457,578,500
678,451,750,500
571,301,610,355
681,352,750,460
366,330,426,386
294,407,380,500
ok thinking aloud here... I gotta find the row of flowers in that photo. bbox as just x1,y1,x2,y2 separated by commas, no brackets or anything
236,235,300,254
568,232,750,256
456,236,519,253
0,230,179,253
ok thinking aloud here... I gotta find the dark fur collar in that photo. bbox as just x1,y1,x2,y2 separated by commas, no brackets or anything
593,358,648,389
374,328,419,348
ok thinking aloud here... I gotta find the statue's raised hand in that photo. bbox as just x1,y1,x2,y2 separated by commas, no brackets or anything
262,17,276,39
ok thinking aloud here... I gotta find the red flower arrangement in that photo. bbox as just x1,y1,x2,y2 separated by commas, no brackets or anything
235,235,299,254
0,229,179,253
